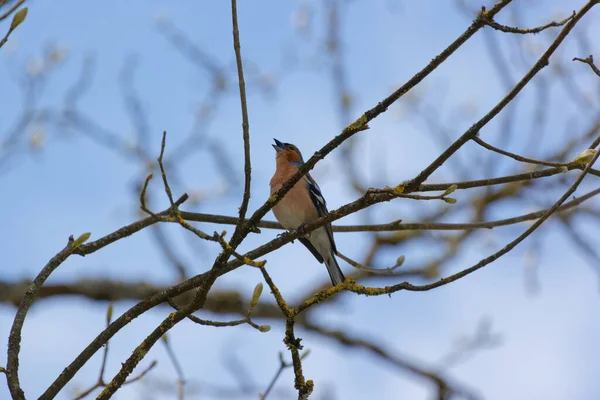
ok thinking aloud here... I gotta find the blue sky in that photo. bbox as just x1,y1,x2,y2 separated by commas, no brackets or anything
2,0,600,399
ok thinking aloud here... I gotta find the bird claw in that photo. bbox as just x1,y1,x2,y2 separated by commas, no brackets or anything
277,232,293,243
296,223,310,238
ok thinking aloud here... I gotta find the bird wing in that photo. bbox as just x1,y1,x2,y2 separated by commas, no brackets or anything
298,237,324,263
304,173,337,254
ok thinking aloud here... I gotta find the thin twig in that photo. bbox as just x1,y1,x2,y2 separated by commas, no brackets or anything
231,0,253,226
337,251,405,275
573,55,600,78
260,354,290,400
481,9,575,34
161,335,185,400
258,267,313,399
139,173,157,217
73,303,157,399
167,298,263,331
158,131,175,205
121,361,157,386
0,0,25,21
472,136,572,168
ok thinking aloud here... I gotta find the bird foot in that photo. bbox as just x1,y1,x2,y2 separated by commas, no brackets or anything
296,223,310,238
277,232,293,243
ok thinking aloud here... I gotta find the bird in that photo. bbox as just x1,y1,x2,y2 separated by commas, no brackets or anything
269,138,345,286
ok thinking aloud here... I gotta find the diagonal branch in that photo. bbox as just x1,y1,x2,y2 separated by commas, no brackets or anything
0,0,25,22
481,10,575,34
6,235,79,400
472,135,572,168
405,0,598,193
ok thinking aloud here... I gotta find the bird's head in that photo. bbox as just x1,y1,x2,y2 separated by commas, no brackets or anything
272,138,304,166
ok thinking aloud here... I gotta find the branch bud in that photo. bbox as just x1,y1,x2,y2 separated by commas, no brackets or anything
443,184,457,196
106,303,114,324
10,8,28,31
72,232,91,249
574,148,597,165
250,283,263,308
395,255,405,267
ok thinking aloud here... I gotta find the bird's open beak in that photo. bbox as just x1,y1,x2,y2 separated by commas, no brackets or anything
272,138,285,152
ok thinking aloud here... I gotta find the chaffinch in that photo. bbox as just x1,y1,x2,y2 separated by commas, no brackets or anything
270,138,345,286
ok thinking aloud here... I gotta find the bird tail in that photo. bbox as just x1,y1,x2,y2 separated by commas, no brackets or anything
325,255,345,286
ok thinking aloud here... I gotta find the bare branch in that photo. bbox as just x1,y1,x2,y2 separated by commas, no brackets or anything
158,131,175,206
7,235,78,400
337,251,405,275
573,55,600,78
160,335,185,400
72,304,158,400
0,0,25,22
472,135,572,168
231,0,253,226
260,351,309,400
481,9,575,34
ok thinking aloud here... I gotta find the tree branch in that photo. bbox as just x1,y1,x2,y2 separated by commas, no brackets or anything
7,236,79,400
481,9,575,34
573,55,600,78
231,0,253,225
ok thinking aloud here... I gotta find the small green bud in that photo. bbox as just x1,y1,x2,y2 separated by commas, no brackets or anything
443,197,457,204
574,148,597,165
258,324,271,333
559,166,569,173
250,283,263,308
72,232,91,249
395,255,405,267
443,184,458,196
106,303,114,324
10,8,28,31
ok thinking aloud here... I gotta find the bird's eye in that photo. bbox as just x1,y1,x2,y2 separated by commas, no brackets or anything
288,145,296,151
